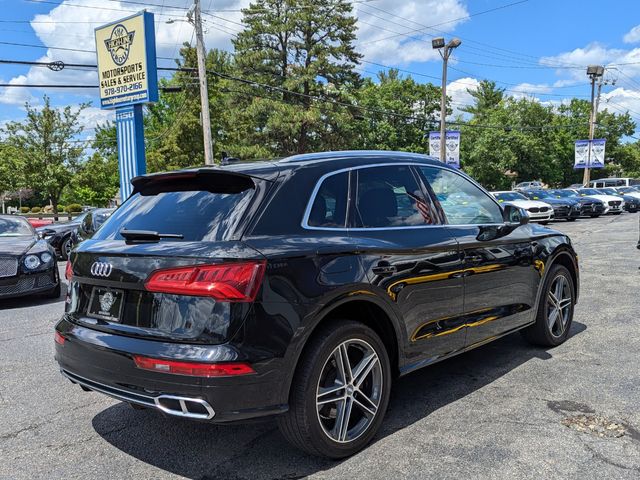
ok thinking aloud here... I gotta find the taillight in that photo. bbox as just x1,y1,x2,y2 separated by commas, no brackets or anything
54,331,65,345
144,261,266,302
133,355,255,377
65,260,73,281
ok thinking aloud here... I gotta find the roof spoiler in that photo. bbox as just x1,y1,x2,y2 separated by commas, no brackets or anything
131,169,259,195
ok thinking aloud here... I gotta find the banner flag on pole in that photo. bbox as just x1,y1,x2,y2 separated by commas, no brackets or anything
429,131,460,168
574,139,606,169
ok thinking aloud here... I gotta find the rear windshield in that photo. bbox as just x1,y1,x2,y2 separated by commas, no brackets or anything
93,189,255,242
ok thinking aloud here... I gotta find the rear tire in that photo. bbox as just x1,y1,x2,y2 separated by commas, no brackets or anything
567,218,576,222
590,214,600,218
522,264,575,347
277,320,391,458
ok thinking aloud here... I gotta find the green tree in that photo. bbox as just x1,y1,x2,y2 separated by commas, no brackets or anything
351,69,442,152
461,80,504,118
66,152,119,207
0,143,25,213
231,0,362,156
4,95,87,213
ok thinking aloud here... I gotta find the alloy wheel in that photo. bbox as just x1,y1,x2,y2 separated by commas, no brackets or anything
316,339,383,443
547,274,572,337
64,239,73,258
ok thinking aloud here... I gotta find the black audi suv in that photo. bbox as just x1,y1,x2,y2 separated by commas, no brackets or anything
55,151,579,458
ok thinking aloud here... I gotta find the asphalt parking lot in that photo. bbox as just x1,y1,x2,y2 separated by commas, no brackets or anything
1,213,639,480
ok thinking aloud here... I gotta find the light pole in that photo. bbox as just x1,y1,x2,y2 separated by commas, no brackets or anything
432,37,461,163
583,65,604,186
167,0,215,165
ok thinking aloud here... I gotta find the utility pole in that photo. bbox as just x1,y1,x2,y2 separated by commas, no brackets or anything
583,65,604,186
432,37,461,163
189,0,214,165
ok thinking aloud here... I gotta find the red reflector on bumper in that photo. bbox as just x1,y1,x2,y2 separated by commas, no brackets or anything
133,355,255,377
54,331,65,345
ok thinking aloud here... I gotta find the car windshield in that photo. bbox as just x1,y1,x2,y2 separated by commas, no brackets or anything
578,189,601,195
618,187,636,193
493,192,526,201
526,190,551,199
599,188,618,195
0,217,34,237
549,190,572,198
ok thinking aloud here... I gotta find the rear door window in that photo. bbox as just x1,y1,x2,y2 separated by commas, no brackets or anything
353,165,440,228
94,188,255,242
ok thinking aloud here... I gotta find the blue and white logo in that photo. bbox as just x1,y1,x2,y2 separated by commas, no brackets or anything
104,24,135,66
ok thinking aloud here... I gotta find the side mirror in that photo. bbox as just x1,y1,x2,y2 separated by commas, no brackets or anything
503,204,529,227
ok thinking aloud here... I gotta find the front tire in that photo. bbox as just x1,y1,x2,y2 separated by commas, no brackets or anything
60,236,73,260
277,320,392,458
522,264,575,347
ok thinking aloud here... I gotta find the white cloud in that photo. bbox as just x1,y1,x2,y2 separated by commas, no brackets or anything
601,87,640,120
540,42,640,83
623,24,640,44
0,75,38,106
446,77,479,118
354,0,468,64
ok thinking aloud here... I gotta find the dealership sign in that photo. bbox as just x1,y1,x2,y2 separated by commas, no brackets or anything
429,131,460,168
96,11,157,200
95,11,158,109
574,139,605,169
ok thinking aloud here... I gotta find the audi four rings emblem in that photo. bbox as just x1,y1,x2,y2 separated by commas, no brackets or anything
90,262,113,277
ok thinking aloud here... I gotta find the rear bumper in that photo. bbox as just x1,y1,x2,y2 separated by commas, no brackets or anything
54,316,288,423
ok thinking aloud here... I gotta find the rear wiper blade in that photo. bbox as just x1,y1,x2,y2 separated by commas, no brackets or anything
120,229,184,243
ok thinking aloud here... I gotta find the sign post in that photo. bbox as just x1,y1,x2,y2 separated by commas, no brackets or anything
95,11,158,201
429,130,460,169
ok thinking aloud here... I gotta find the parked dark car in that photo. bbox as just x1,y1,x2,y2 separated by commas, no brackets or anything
0,215,60,300
37,211,92,260
55,151,579,458
520,190,580,221
69,208,115,247
554,189,605,217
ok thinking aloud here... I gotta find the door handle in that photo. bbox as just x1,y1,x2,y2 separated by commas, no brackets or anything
372,265,397,276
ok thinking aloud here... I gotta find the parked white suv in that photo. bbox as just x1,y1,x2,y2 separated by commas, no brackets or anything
492,191,554,224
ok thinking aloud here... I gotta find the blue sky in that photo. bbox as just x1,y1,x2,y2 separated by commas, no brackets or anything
1,0,640,139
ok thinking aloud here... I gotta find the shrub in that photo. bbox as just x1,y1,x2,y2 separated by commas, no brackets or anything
57,205,66,214
20,206,30,214
30,206,42,214
66,203,82,213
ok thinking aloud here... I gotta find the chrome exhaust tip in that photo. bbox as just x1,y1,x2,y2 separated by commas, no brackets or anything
154,395,215,420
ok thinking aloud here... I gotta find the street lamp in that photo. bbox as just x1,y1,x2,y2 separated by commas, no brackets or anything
583,64,605,186
433,37,461,163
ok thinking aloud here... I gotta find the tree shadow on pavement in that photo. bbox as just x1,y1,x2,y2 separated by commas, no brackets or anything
92,321,587,480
